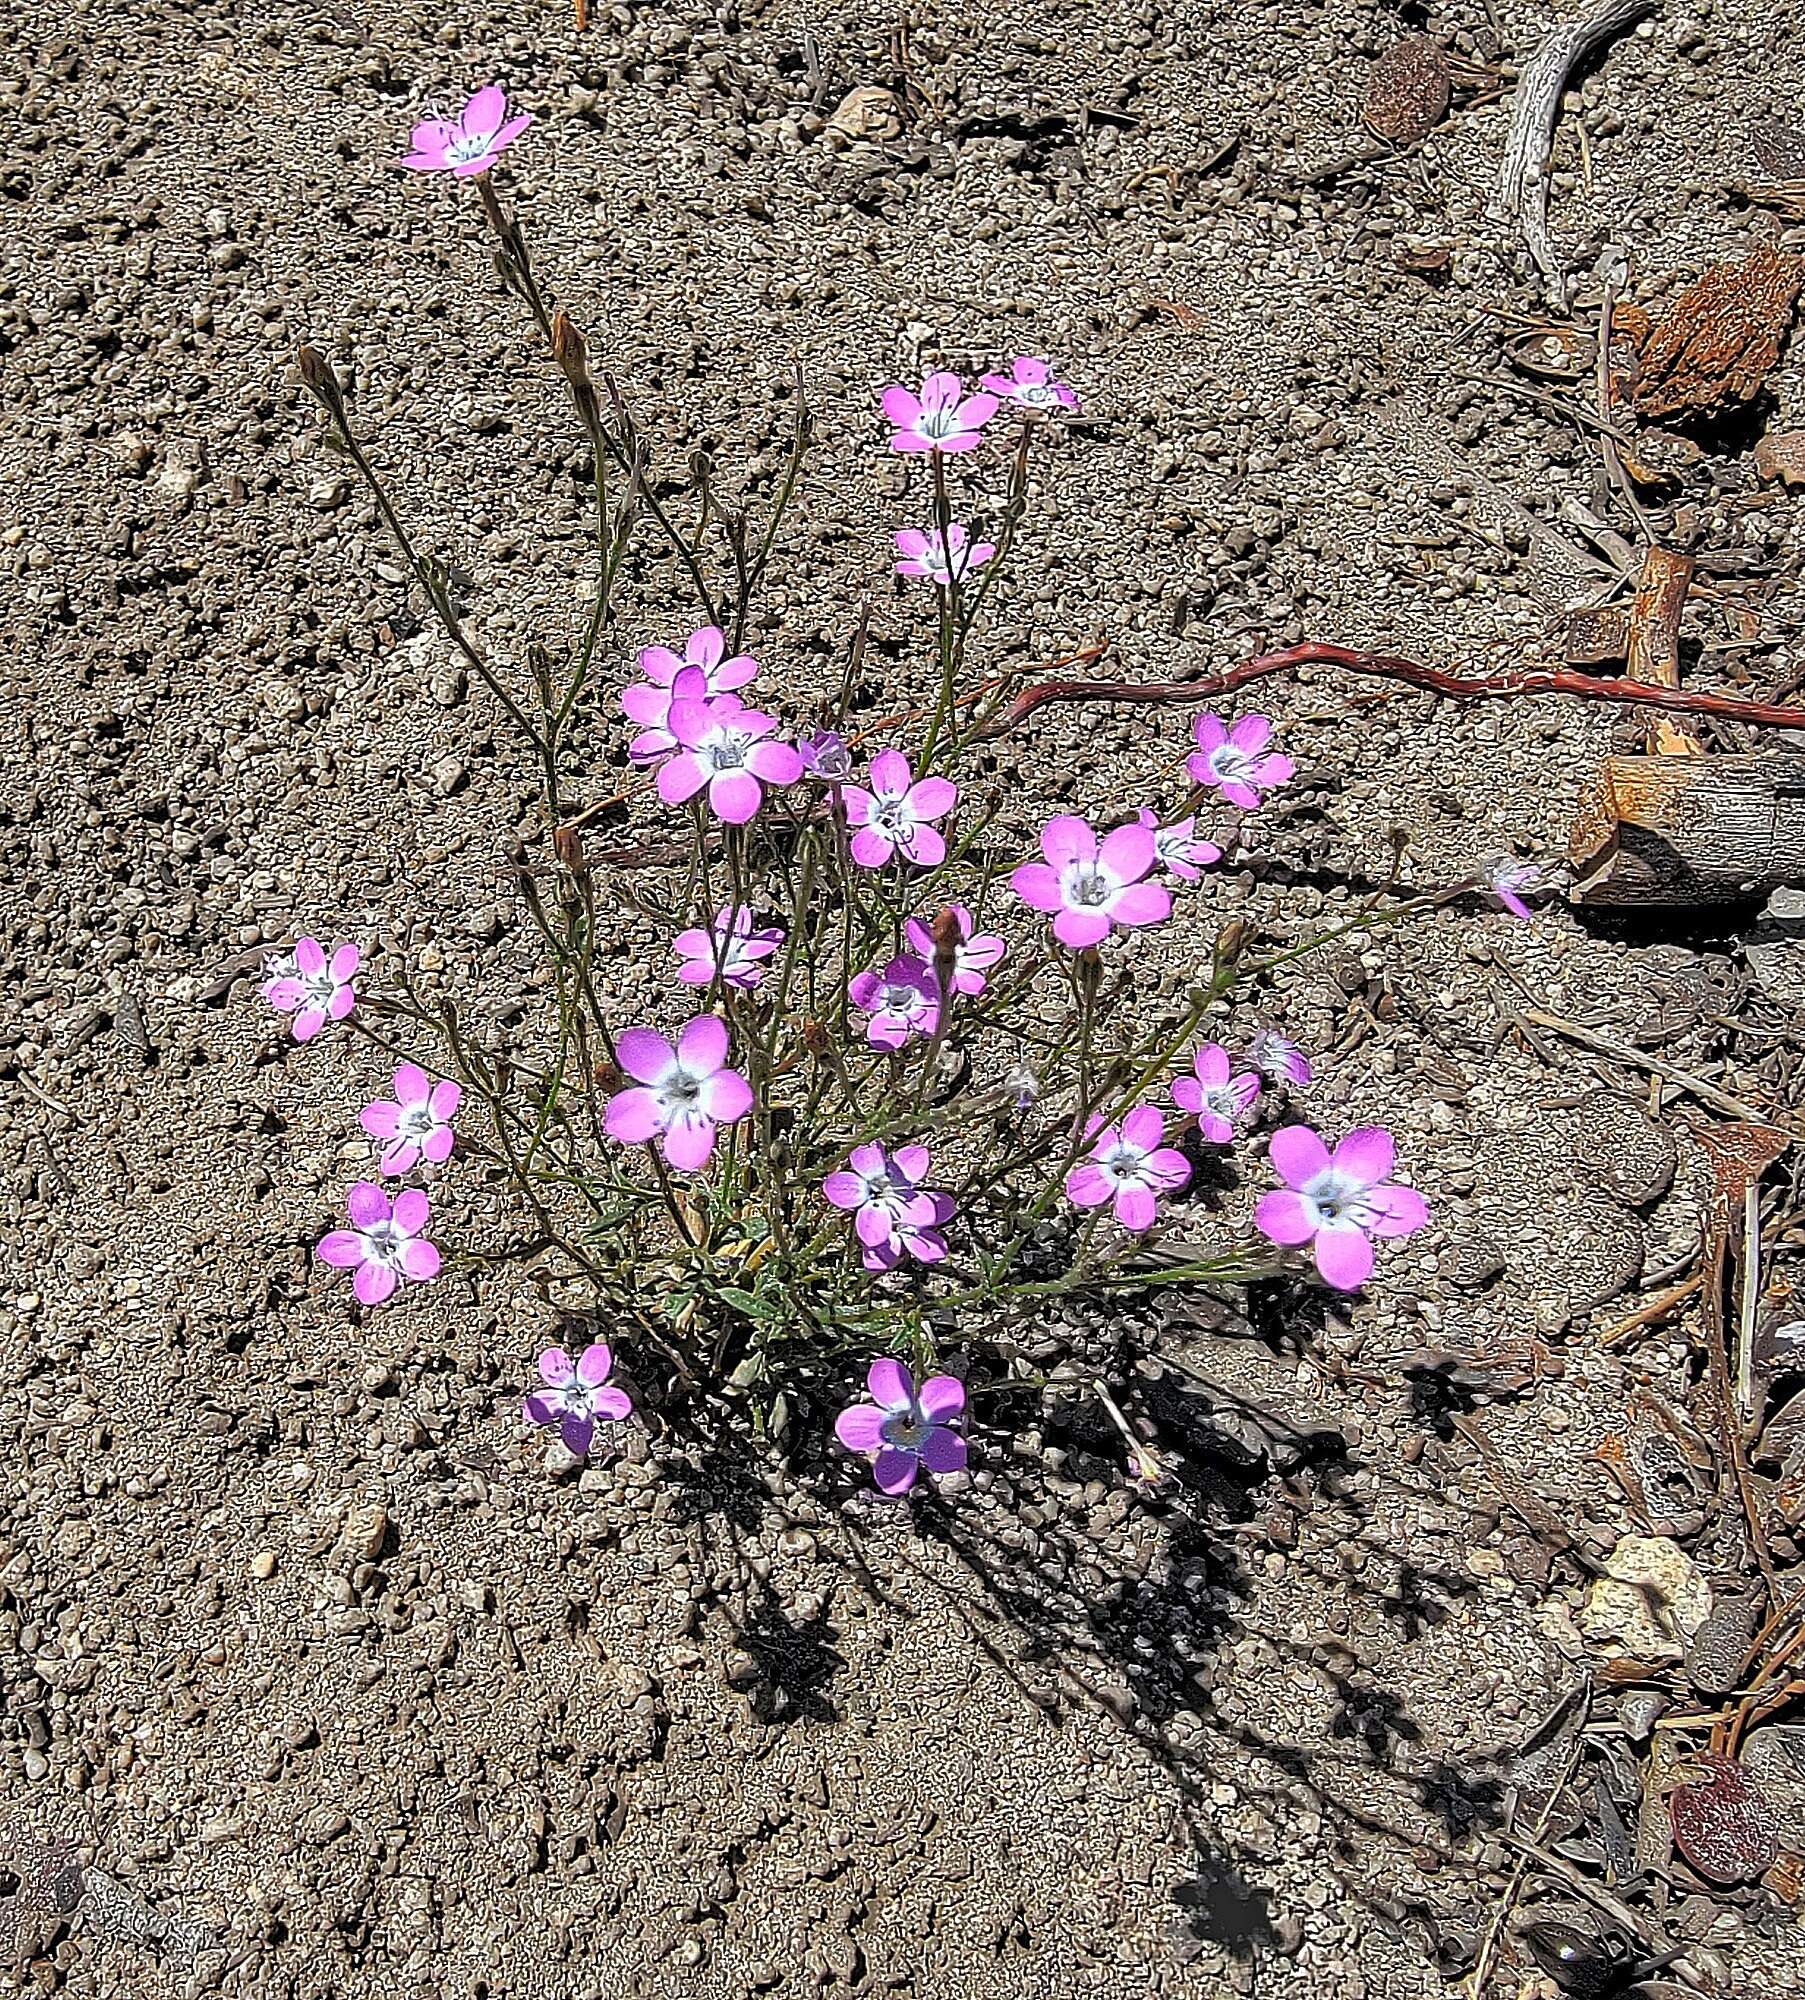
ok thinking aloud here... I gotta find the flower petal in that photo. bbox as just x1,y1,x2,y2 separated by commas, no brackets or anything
354,1262,398,1307
868,748,911,797
1009,861,1062,912
1107,882,1170,929
709,767,764,823
328,943,361,983
428,1080,462,1121
576,1343,613,1385
400,1239,440,1282
700,1066,753,1124
907,776,957,820
917,1375,965,1423
1114,1182,1157,1232
661,1115,717,1172
346,1181,389,1230
1253,1188,1317,1246
676,1014,729,1075
867,1357,914,1412
1268,1125,1331,1190
461,84,508,137
1065,1162,1112,1208
592,1386,634,1422
361,1101,402,1141
294,937,326,976
835,1404,888,1453
872,1448,919,1496
1314,1221,1375,1291
1191,714,1227,754
1331,1126,1395,1189
1193,1043,1230,1087
1040,815,1095,867
1366,1183,1429,1237
539,1348,575,1385
603,1085,662,1144
1052,908,1111,950
316,1231,363,1269
615,1027,676,1084
918,1425,967,1475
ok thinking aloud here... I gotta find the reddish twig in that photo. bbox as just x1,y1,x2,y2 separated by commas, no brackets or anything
989,641,1805,735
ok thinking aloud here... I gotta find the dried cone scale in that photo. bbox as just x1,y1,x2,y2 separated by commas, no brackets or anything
1363,37,1452,145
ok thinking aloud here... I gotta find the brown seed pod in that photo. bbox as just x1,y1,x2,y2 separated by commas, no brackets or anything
1633,244,1802,424
1668,1751,1780,1884
1363,37,1452,145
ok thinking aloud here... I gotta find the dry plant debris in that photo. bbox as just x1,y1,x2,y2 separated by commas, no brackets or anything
1632,243,1803,424
1361,37,1452,145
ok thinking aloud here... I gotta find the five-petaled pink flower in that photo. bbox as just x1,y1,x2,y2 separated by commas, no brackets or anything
622,627,757,763
903,905,1007,996
1254,1125,1428,1291
402,85,534,177
880,372,998,455
849,954,940,1048
843,751,958,869
1170,1044,1261,1146
981,355,1079,414
658,693,802,824
1135,808,1223,883
894,523,996,586
524,1343,633,1455
1011,815,1170,949
1065,1106,1192,1230
263,937,359,1042
1187,714,1294,810
360,1062,461,1175
834,1358,967,1495
1249,1030,1313,1088
317,1183,441,1306
823,1143,954,1271
1489,858,1546,921
672,905,785,991
604,1016,752,1170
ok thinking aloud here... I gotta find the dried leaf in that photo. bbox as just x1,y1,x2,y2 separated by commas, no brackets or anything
1669,1751,1780,1883
1754,429,1805,486
1633,246,1802,424
1362,37,1451,144
1694,1122,1790,1236
0,1828,84,1972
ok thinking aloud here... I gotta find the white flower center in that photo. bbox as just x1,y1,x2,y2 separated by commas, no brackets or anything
1101,1141,1149,1183
918,404,960,439
881,1410,932,1450
870,798,912,837
300,969,339,1007
1063,861,1114,908
399,1104,438,1141
1300,1169,1370,1228
881,981,926,1017
1201,1086,1237,1119
702,730,750,772
658,1068,705,1115
445,130,495,165
1209,744,1255,783
1017,381,1056,407
360,1220,409,1270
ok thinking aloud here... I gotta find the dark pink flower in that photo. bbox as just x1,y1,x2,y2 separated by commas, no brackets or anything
657,693,802,824
672,905,785,991
848,954,940,1048
1170,1043,1260,1145
798,729,852,781
1064,1106,1191,1230
603,1016,752,1170
1187,713,1293,810
317,1183,441,1306
360,1062,461,1175
834,1358,967,1495
622,626,756,763
1254,1125,1428,1291
1010,815,1170,949
879,372,998,455
523,1343,632,1455
902,904,1006,996
894,523,995,585
981,355,1079,414
842,750,958,868
262,937,359,1042
1135,808,1223,882
402,85,533,177
1249,1031,1313,1089
822,1143,953,1270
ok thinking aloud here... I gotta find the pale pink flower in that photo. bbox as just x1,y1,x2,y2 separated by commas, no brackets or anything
848,955,940,1049
842,750,958,869
658,693,802,824
1254,1126,1428,1291
1170,1043,1260,1145
1135,808,1223,883
360,1062,461,1175
879,371,998,455
834,1358,967,1495
1187,713,1294,810
893,523,996,585
317,1183,441,1306
524,1343,632,1455
262,937,359,1042
798,729,852,781
402,85,533,177
822,1143,953,1271
1249,1031,1313,1089
903,905,1007,996
603,1016,752,1171
981,355,1079,414
672,905,785,990
1065,1106,1191,1231
1489,858,1546,921
1010,815,1170,949
621,627,756,762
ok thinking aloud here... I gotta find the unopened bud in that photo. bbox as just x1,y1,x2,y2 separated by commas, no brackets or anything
929,906,962,992
589,1059,624,1096
801,1018,832,1058
550,311,590,385
1213,919,1251,969
553,824,586,874
296,343,342,407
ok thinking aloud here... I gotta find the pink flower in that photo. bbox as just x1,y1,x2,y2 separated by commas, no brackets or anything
360,1062,461,1175
1254,1125,1429,1291
672,905,785,991
879,371,998,455
903,905,1007,996
842,750,958,868
1186,713,1294,810
798,729,852,781
657,693,803,824
1010,815,1170,949
848,954,940,1049
1064,1106,1191,1230
1249,1031,1313,1089
402,85,533,177
981,355,1079,414
604,1016,752,1171
524,1343,632,1454
1170,1043,1260,1145
262,937,359,1042
621,627,755,762
317,1183,441,1306
1135,808,1223,883
834,1358,967,1495
822,1143,954,1271
1489,858,1546,921
893,523,996,585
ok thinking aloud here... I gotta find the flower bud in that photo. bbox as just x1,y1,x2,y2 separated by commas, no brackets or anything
801,1018,832,1057
929,906,962,991
550,310,590,386
1212,919,1251,970
553,824,586,875
296,344,343,408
